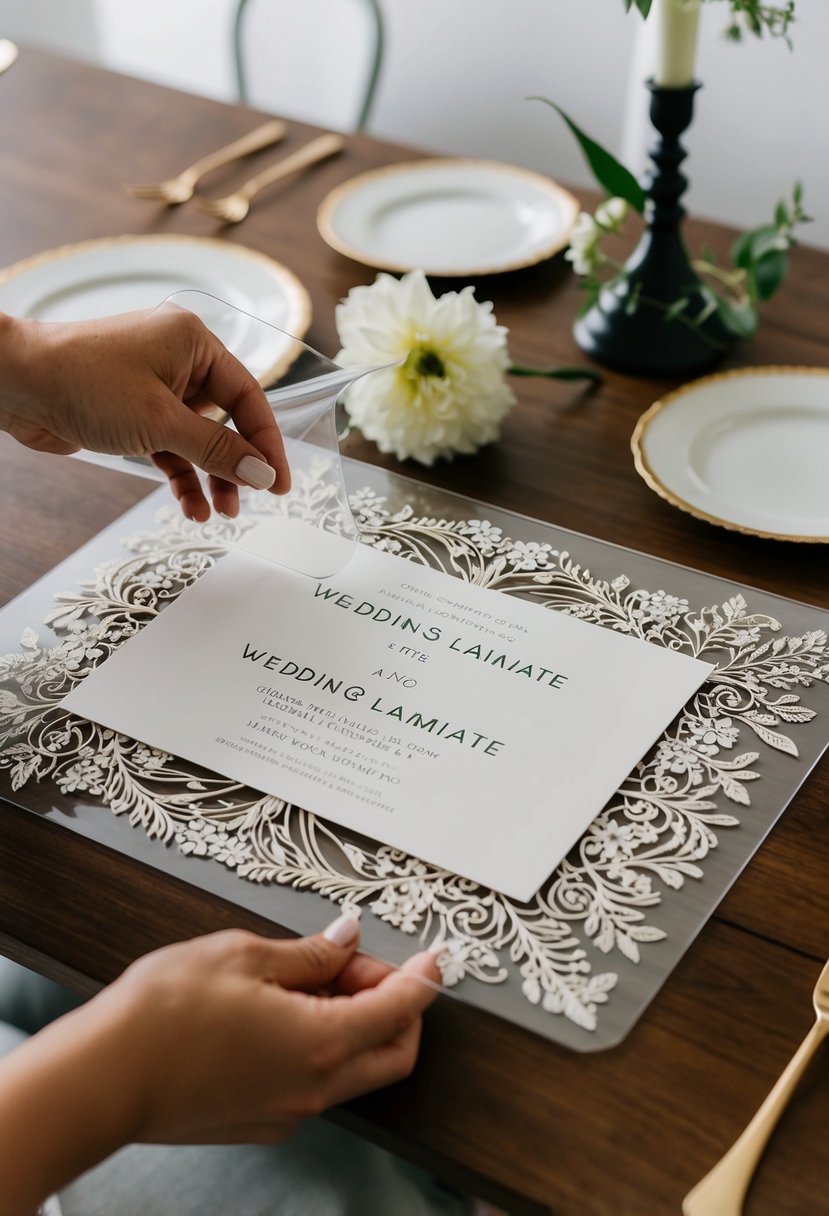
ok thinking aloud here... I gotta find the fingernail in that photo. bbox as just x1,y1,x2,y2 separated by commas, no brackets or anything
235,455,276,490
323,910,361,947
427,939,447,957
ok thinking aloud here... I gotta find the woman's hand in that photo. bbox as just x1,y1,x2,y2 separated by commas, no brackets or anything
0,306,290,521
0,918,441,1212
104,918,440,1145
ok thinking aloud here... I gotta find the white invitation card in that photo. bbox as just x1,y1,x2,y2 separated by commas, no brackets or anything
63,542,713,900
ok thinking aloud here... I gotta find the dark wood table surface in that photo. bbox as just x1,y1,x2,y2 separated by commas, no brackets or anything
1,48,827,1216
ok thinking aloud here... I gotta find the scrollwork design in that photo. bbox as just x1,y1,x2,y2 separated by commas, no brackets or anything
2,471,827,1032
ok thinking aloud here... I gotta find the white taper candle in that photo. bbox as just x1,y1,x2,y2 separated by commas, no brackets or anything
654,0,701,87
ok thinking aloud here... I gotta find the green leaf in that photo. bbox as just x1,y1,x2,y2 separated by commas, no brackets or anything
695,293,719,327
715,294,759,340
663,296,691,323
624,280,643,315
573,276,603,316
688,284,723,333
751,225,789,260
749,249,789,300
731,223,782,269
530,98,647,214
699,284,718,308
730,230,754,270
509,364,602,384
577,281,602,317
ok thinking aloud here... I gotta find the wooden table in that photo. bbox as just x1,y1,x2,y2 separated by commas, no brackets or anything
1,49,828,1216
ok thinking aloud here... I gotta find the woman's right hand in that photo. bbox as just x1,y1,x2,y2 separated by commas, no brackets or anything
0,306,291,522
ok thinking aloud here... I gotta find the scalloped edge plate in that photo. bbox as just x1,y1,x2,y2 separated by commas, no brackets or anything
317,158,579,276
0,233,312,385
632,366,829,543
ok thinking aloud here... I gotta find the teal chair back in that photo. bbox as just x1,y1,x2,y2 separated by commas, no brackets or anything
231,0,385,131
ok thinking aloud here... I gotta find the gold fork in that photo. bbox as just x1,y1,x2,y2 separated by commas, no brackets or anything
683,954,829,1216
125,118,286,205
196,132,345,224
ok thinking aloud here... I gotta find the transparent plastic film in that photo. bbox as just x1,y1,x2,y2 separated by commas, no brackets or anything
250,357,360,579
150,290,385,578
334,942,457,1004
365,949,456,1002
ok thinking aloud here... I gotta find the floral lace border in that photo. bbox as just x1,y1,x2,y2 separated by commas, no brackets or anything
2,474,827,1033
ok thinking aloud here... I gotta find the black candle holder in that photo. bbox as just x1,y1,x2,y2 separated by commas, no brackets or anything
573,81,730,378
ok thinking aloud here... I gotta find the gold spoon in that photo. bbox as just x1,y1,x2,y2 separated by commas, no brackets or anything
683,954,829,1216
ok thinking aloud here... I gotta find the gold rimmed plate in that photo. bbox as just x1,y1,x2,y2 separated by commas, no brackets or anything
0,234,312,385
0,39,19,75
632,366,829,543
317,158,579,276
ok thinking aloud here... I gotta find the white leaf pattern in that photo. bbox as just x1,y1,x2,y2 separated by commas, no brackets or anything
1,472,827,1033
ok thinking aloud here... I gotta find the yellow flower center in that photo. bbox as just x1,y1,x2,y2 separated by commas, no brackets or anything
404,344,446,380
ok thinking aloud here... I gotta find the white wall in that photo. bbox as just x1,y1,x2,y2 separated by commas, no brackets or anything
91,0,230,97
367,0,639,196
91,0,381,130
89,0,642,211
0,0,99,58
10,0,827,248
623,0,829,245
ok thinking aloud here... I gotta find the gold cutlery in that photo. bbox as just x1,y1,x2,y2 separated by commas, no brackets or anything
125,118,286,205
0,39,19,76
197,132,345,224
683,954,829,1216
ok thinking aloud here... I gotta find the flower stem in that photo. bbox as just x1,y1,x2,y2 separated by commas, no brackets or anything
630,292,732,351
508,364,602,384
691,259,747,295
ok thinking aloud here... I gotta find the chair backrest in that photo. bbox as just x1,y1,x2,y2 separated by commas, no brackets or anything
231,0,384,132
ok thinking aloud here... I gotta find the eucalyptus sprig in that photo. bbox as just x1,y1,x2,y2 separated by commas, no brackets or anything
534,97,811,344
623,0,796,46
691,185,810,338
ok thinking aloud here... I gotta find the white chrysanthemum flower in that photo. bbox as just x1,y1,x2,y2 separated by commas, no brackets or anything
595,196,628,231
565,197,627,276
334,270,515,466
565,211,602,275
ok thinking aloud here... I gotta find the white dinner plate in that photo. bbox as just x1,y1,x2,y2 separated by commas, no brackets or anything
632,367,829,542
0,38,19,75
317,158,579,276
0,234,312,384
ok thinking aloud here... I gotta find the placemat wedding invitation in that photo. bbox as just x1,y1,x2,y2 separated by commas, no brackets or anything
2,458,828,1050
63,538,710,902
